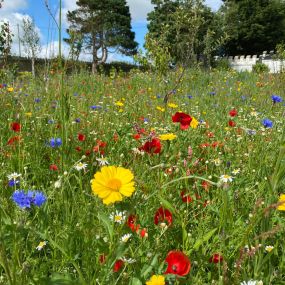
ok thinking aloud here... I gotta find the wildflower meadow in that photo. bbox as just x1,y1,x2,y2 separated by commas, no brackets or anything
1,68,285,285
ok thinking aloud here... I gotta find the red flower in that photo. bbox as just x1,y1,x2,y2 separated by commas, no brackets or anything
201,181,210,191
127,215,137,231
209,253,223,264
49,164,58,171
113,259,124,272
140,228,148,238
154,207,173,226
11,122,21,132
133,133,141,140
165,251,191,276
78,133,86,141
7,136,21,145
180,191,192,203
75,146,82,152
229,109,238,117
228,120,236,127
172,112,192,130
140,138,161,154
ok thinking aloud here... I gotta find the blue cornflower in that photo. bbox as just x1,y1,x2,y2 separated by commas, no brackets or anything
34,191,47,206
271,95,282,103
8,179,20,187
241,95,246,101
48,119,55,124
75,118,81,123
90,105,102,110
12,190,32,209
11,190,47,209
262,119,273,128
34,98,41,103
209,91,216,96
49,138,62,147
156,94,161,99
73,93,79,96
187,95,193,99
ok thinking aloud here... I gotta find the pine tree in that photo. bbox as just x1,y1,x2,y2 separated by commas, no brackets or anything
66,0,138,73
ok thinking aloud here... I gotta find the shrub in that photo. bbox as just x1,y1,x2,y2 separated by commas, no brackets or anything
252,62,269,73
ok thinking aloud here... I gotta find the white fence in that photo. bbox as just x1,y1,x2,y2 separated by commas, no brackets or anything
215,51,284,73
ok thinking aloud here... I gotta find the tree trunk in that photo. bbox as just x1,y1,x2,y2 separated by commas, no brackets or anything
31,57,35,77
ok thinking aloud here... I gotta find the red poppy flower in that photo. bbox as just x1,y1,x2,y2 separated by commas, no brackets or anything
165,251,191,276
140,138,161,154
7,136,21,145
209,253,223,264
180,191,192,203
202,181,210,191
78,133,86,141
154,207,173,226
140,228,148,238
75,146,82,152
49,164,58,171
11,122,21,132
229,109,238,117
228,120,236,127
172,112,192,130
133,133,141,140
127,215,137,231
113,259,124,272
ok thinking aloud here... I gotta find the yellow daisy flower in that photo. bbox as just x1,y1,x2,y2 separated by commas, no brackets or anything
115,101,124,107
146,275,165,285
7,87,14,92
277,194,285,211
190,117,199,129
159,133,177,141
91,166,135,205
167,103,178,108
156,106,165,112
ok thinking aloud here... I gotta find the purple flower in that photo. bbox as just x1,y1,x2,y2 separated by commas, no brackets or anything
8,179,20,187
49,138,62,147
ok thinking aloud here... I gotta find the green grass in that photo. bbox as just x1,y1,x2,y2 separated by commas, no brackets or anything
0,68,285,285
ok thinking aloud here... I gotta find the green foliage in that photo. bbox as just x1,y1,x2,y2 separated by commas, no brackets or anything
252,62,270,74
222,0,285,55
147,0,225,66
213,58,231,71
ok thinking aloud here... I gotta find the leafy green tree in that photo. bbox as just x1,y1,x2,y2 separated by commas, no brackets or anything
0,22,13,66
221,0,285,55
147,0,221,65
66,0,138,73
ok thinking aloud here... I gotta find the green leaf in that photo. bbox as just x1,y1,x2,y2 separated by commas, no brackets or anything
192,228,217,251
141,254,159,278
129,277,142,285
158,195,176,214
98,212,113,240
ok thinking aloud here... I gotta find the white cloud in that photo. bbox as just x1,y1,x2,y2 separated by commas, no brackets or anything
0,0,28,12
205,0,222,11
127,0,153,22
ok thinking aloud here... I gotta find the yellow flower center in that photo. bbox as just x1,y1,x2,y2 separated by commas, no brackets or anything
107,178,122,190
115,215,122,221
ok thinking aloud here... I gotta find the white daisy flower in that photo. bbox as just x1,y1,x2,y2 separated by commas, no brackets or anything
220,174,233,183
7,172,21,181
74,162,88,171
109,210,126,224
96,156,109,166
265,245,274,252
121,233,132,243
232,168,241,175
122,257,136,264
240,281,263,285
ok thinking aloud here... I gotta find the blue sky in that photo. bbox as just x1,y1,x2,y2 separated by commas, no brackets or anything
0,0,222,61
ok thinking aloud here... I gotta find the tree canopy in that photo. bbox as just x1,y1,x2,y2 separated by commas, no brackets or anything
66,0,138,73
221,0,285,55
